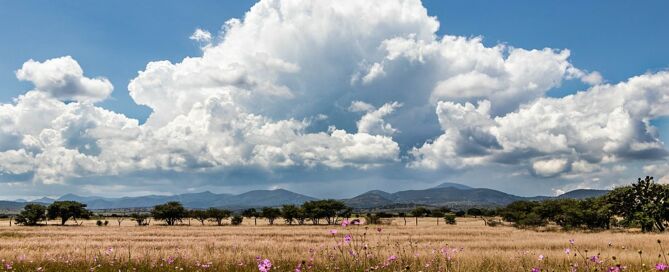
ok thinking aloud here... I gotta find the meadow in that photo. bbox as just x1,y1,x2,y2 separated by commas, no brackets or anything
0,217,665,271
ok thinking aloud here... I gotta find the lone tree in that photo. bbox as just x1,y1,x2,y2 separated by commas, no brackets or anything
207,208,231,226
15,203,47,226
190,210,209,225
411,207,430,225
151,201,187,226
242,208,260,226
607,176,669,232
261,207,281,225
47,201,91,225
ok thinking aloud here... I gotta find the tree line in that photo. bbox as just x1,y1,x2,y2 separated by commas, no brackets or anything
14,176,663,231
12,199,356,226
500,176,669,232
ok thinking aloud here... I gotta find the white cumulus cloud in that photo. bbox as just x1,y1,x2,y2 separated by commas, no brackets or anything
16,56,113,102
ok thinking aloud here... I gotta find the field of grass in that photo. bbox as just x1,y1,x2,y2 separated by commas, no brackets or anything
0,217,665,271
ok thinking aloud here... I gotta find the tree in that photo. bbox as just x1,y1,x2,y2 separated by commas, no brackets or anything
411,207,430,225
261,207,281,225
191,210,209,225
242,208,260,226
207,208,232,226
607,176,669,232
295,207,308,225
151,201,187,226
398,212,407,225
115,214,126,226
467,208,483,217
499,200,547,228
302,200,349,225
47,201,91,225
130,213,150,226
431,210,445,225
281,204,300,225
15,203,46,226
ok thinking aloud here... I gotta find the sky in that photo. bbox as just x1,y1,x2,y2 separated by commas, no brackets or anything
0,0,668,200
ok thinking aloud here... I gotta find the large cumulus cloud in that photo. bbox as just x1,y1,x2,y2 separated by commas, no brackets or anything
411,71,669,177
0,0,667,196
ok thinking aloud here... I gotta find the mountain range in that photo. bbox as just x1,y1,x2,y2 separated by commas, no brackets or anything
0,182,609,212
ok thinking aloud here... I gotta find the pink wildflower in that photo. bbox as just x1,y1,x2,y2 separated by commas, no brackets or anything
531,268,540,272
387,255,397,262
589,255,603,264
329,229,337,235
657,263,669,271
257,258,272,272
538,255,544,261
344,234,352,244
341,219,349,227
608,266,622,272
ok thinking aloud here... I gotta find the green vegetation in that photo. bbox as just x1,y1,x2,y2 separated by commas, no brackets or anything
14,203,46,226
47,201,92,225
501,176,669,232
151,201,186,226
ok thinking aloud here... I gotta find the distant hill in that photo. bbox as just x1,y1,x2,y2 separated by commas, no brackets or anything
50,189,316,210
0,186,612,212
345,187,522,209
432,182,473,190
344,190,395,208
31,197,55,204
344,187,611,209
556,189,609,199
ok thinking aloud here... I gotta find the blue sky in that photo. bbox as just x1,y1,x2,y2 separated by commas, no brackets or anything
0,0,668,199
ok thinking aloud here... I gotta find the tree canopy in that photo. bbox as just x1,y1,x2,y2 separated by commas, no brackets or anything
47,201,92,225
151,201,187,226
15,203,47,226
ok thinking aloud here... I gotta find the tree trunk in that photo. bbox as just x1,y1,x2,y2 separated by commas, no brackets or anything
254,217,257,226
403,217,406,225
415,217,418,226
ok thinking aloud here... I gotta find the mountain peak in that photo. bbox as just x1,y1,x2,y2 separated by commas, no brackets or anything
433,182,472,190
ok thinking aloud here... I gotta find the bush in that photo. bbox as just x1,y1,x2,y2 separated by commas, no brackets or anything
130,213,150,226
364,213,381,224
231,215,243,225
96,220,103,226
444,213,457,225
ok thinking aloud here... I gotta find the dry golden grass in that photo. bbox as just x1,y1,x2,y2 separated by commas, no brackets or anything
0,217,664,271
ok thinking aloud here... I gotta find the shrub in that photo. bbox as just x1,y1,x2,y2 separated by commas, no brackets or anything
130,213,150,226
444,213,457,225
231,215,243,225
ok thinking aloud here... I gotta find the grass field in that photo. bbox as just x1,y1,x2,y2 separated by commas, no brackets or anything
0,217,665,271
